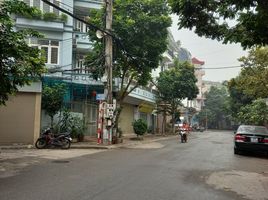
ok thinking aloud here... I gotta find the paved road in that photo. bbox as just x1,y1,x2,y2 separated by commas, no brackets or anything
0,131,267,200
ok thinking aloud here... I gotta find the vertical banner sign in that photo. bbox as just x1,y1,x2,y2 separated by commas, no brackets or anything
97,101,104,144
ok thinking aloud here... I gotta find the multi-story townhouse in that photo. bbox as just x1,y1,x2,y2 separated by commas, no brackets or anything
15,0,105,138
190,57,205,112
1,1,191,143
14,0,162,139
154,31,206,126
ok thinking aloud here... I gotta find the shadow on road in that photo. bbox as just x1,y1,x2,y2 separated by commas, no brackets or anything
236,151,268,160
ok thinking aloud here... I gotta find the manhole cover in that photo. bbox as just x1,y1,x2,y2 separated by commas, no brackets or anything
52,160,70,163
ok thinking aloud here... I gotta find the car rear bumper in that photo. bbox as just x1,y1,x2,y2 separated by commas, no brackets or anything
235,142,268,153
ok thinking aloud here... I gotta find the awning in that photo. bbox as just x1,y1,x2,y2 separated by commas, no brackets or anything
138,102,155,113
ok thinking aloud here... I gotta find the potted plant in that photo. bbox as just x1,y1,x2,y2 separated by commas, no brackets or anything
70,116,86,142
132,119,147,140
60,14,68,23
57,109,86,142
43,12,58,22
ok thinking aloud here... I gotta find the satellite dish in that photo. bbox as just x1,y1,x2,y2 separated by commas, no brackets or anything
96,30,104,39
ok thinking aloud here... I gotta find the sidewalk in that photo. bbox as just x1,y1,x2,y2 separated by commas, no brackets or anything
0,134,178,150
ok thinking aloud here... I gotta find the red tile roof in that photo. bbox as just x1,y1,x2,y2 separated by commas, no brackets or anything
192,57,205,65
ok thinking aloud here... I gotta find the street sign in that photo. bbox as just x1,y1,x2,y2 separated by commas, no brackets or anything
96,94,105,100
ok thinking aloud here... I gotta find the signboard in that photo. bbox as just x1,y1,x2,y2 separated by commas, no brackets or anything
138,103,154,113
96,94,105,101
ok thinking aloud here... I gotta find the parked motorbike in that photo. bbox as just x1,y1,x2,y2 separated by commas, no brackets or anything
35,128,72,149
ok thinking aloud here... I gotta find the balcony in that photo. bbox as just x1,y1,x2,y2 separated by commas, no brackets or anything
16,17,64,32
73,32,93,51
128,88,155,103
74,0,103,11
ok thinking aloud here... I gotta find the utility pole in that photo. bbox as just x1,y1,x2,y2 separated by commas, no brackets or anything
102,0,114,144
105,0,113,104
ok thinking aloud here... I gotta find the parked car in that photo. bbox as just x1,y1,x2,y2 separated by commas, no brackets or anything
234,125,268,155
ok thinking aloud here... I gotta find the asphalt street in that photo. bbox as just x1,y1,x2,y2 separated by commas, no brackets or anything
0,131,267,200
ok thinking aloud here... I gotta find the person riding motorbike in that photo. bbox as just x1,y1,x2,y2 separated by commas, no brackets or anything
179,122,189,143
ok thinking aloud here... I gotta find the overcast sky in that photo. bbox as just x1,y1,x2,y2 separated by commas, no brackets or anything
170,15,248,82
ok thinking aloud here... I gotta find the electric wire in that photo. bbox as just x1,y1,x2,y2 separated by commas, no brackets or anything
195,65,242,70
41,0,159,67
41,0,243,72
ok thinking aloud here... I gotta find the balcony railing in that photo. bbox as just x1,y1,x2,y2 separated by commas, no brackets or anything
73,32,93,50
16,17,64,31
128,87,155,103
74,0,103,10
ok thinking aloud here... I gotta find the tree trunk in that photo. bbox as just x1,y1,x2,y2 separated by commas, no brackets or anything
171,102,176,134
114,98,123,138
162,112,166,135
50,115,54,128
172,111,175,134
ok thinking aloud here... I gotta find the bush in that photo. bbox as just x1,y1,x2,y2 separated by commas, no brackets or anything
22,7,42,19
31,8,42,19
60,14,68,23
132,119,147,136
43,12,58,21
56,109,86,140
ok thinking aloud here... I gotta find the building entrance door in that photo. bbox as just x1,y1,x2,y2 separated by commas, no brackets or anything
84,103,97,137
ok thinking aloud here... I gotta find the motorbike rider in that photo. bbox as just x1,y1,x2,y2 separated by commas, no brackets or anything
181,122,189,142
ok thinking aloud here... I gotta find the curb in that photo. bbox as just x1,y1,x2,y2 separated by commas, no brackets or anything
0,145,33,150
109,135,178,149
0,135,178,150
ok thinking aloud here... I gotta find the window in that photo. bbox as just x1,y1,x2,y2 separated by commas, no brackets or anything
28,38,60,65
23,0,61,15
76,58,84,73
51,48,58,64
74,18,88,33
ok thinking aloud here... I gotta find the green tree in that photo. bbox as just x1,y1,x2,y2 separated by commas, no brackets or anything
168,0,268,48
227,78,254,120
237,99,268,126
237,47,268,98
0,0,46,105
85,0,172,133
41,84,66,127
197,85,230,129
227,47,268,120
156,60,198,133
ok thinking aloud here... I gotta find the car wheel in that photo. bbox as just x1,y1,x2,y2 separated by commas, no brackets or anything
234,148,240,155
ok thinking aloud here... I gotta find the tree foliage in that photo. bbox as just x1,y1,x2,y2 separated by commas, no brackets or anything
197,85,230,129
237,47,268,98
156,60,198,133
0,0,46,105
41,84,66,127
227,78,253,120
86,0,171,91
237,99,268,126
86,0,171,132
168,0,268,48
227,47,268,119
